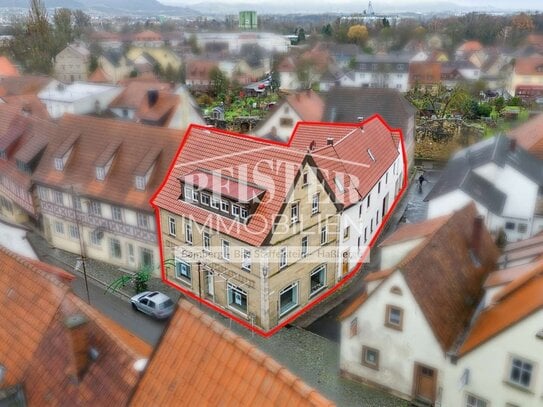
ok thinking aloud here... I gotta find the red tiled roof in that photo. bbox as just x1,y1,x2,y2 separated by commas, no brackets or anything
483,262,535,288
32,114,183,213
130,300,334,407
132,30,163,41
459,259,543,356
409,61,441,85
363,268,394,283
0,245,151,405
286,90,325,122
509,112,543,160
110,81,172,110
338,293,369,320
0,56,20,77
379,214,451,247
186,60,218,81
457,40,484,53
514,56,543,76
1,94,50,119
136,91,180,126
88,67,112,83
0,75,52,96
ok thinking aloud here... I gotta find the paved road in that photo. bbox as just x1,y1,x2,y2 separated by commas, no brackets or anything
70,272,168,345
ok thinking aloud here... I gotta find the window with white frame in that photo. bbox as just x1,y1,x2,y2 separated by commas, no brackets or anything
89,230,101,246
112,206,123,222
279,247,287,269
301,236,308,258
38,186,49,201
137,213,149,229
242,249,251,271
90,201,101,216
310,265,326,296
311,193,319,214
227,283,247,314
232,204,240,217
200,193,210,206
109,238,122,259
508,356,534,389
53,191,64,206
240,207,248,220
175,258,191,282
465,394,488,407
279,282,298,316
185,222,193,244
203,231,211,252
54,221,64,235
210,196,219,209
222,240,230,260
220,200,229,213
291,202,299,223
184,186,197,202
168,216,176,236
135,176,146,190
68,224,79,240
320,225,328,245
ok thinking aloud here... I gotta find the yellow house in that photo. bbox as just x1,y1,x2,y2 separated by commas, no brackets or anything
126,47,182,73
508,56,543,98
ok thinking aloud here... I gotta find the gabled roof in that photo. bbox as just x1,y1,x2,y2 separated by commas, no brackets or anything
129,300,334,407
88,67,112,83
509,112,543,160
132,30,163,41
32,114,182,212
425,135,543,210
0,246,151,404
343,204,500,352
110,81,171,110
285,90,325,122
0,75,53,96
323,87,416,138
459,259,543,356
378,214,450,247
457,40,484,53
136,91,180,126
186,59,218,81
0,94,50,119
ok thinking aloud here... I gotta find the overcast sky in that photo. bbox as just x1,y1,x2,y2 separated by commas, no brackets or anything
160,0,543,11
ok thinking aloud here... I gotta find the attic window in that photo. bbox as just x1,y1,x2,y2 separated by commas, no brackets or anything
96,167,106,181
95,141,121,182
135,176,146,191
0,150,5,160
367,148,376,162
54,157,64,171
334,176,345,193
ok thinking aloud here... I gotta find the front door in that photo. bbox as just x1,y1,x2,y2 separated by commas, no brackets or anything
413,363,437,405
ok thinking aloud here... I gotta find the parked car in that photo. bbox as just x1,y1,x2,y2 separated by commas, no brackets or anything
131,291,174,319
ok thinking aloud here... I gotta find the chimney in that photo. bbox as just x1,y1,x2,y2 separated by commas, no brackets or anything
147,89,159,107
327,137,334,146
65,314,90,379
471,215,484,259
509,138,517,152
309,140,316,151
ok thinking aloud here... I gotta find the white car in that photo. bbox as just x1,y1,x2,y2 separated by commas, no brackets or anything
131,291,174,319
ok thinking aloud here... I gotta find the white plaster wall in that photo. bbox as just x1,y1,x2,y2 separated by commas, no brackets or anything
340,271,448,401
380,238,425,270
254,103,301,141
442,311,543,406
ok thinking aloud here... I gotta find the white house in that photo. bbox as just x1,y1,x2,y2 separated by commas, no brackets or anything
441,258,543,407
38,81,122,119
425,135,543,241
339,204,500,405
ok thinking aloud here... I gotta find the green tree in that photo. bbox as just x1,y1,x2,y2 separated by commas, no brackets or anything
209,67,229,98
88,54,98,73
106,265,152,295
73,9,91,38
297,27,306,42
188,34,201,54
53,8,73,52
321,24,332,37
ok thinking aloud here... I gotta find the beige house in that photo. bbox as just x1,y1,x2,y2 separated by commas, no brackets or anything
32,115,180,272
54,43,90,83
153,117,404,332
98,50,133,83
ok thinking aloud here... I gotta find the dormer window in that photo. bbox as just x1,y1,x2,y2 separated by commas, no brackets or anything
96,166,106,181
135,176,146,190
95,140,121,181
134,146,161,192
54,133,79,172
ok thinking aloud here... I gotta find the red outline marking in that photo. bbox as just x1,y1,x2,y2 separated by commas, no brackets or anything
150,115,409,338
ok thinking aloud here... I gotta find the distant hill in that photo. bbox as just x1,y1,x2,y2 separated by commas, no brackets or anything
0,0,200,16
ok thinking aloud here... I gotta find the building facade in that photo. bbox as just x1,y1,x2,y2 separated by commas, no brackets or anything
54,44,90,83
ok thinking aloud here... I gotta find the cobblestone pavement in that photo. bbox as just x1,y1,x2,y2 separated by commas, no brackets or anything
25,230,407,406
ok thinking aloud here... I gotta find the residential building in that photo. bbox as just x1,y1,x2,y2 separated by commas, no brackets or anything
277,56,300,91
195,32,290,54
0,75,57,96
126,47,181,74
0,245,151,406
323,87,417,172
508,56,543,100
0,104,56,223
339,204,499,405
130,300,334,406
98,50,134,83
0,94,50,119
109,80,172,121
253,90,325,141
38,81,122,119
89,31,123,50
442,258,543,406
167,85,206,129
425,135,543,241
455,40,484,60
442,60,481,82
54,43,91,83
339,54,411,92
131,30,164,48
509,111,543,160
31,115,181,272
185,59,219,90
152,116,404,331
409,61,441,92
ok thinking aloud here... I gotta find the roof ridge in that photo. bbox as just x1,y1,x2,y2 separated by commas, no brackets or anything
492,258,543,303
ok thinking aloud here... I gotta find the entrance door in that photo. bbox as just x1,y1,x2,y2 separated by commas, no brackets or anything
413,363,437,405
342,250,349,276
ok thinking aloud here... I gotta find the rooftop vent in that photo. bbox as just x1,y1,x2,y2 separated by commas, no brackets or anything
327,137,334,146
